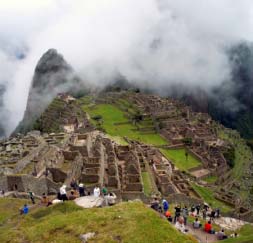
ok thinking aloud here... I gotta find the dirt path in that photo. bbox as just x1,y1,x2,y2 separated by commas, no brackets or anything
187,224,218,243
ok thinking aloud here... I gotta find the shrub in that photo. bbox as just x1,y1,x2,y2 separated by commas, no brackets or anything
223,146,236,168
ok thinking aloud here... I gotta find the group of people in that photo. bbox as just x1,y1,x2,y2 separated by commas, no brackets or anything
150,199,238,241
19,179,118,215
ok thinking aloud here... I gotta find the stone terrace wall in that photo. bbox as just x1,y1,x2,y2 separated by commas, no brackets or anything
0,175,60,195
166,193,203,206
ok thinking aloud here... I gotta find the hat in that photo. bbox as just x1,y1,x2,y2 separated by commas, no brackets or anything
79,183,84,187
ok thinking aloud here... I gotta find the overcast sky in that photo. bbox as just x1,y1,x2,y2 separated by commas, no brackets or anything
0,0,253,135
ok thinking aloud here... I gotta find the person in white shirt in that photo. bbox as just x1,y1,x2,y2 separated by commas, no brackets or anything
59,185,68,201
104,192,117,206
93,186,100,197
193,218,202,229
175,217,186,233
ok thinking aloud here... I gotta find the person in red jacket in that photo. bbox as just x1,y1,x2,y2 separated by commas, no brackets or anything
205,221,215,234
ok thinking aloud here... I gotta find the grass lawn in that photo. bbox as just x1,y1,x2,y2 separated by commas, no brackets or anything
160,149,201,171
141,172,153,196
191,184,232,213
203,176,218,184
82,104,167,146
0,199,197,243
0,198,29,225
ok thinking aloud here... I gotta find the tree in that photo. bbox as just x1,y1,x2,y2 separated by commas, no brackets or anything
182,137,192,146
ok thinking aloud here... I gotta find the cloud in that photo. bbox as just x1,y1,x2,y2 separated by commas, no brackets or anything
1,0,253,135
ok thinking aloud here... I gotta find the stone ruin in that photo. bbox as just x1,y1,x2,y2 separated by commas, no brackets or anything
1,92,253,221
126,93,229,179
1,128,194,201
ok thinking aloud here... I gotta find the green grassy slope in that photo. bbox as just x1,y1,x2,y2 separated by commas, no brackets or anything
82,103,167,146
141,172,153,196
0,199,197,243
0,198,29,225
218,127,253,205
160,149,201,171
191,184,232,213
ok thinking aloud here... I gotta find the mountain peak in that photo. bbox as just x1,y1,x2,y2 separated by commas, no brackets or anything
14,48,83,134
34,48,71,75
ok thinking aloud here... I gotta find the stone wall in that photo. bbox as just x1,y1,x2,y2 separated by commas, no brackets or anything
49,168,67,183
63,151,79,160
166,193,203,206
0,175,60,195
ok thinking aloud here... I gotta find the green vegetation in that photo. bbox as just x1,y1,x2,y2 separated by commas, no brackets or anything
160,149,201,171
203,176,218,184
214,224,253,243
82,103,167,146
223,146,236,168
182,137,193,146
0,199,197,243
34,98,87,133
218,129,252,180
141,172,153,196
191,183,232,213
0,198,28,225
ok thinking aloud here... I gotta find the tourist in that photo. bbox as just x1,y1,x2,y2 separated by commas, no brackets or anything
93,186,100,197
175,217,188,233
28,190,35,204
202,208,207,220
104,192,117,206
20,204,29,215
151,198,160,211
182,205,189,225
78,183,85,197
210,209,216,221
68,190,77,200
215,208,220,218
102,186,108,196
41,193,52,207
70,178,78,190
162,199,169,212
217,229,228,240
191,205,195,215
204,221,215,234
193,218,202,229
196,204,201,216
60,185,68,201
165,211,173,223
174,205,181,223
57,191,62,200
203,203,209,211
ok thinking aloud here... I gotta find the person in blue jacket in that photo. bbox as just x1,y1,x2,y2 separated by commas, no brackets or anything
162,199,169,212
23,204,29,214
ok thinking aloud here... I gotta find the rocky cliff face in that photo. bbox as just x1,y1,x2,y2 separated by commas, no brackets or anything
15,49,86,134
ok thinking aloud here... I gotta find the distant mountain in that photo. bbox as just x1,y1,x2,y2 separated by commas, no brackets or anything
206,42,253,139
15,49,88,134
0,84,6,137
170,42,253,141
